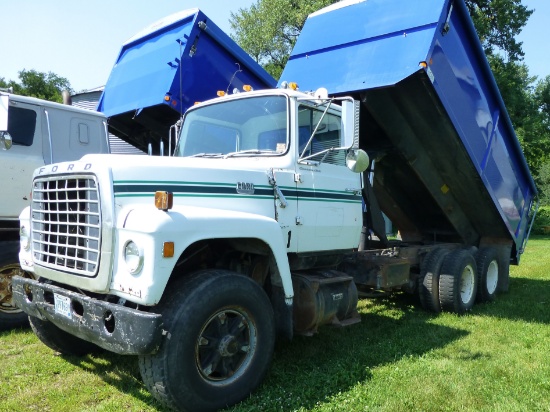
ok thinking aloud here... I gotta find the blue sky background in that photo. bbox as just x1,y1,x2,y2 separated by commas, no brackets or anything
1,0,548,92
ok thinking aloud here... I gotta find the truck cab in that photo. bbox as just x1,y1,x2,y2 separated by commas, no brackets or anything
0,92,110,222
174,87,365,254
0,92,110,329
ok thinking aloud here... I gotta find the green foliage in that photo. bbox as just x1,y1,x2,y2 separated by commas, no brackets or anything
532,77,550,183
0,69,72,103
537,75,550,114
230,0,339,79
489,57,550,173
466,0,533,62
535,160,550,207
532,206,550,235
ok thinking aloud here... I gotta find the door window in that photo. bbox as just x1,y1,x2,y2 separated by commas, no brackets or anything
298,104,344,166
8,106,37,146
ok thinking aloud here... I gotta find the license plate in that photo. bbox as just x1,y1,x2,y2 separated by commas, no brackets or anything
54,293,72,319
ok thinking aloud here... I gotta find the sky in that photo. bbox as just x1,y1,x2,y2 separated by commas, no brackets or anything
1,0,548,92
1,0,256,91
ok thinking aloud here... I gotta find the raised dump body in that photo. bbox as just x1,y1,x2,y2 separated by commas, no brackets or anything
280,0,537,263
97,8,276,153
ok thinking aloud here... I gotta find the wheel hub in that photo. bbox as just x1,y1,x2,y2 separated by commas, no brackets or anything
195,308,254,382
218,334,239,357
460,264,475,303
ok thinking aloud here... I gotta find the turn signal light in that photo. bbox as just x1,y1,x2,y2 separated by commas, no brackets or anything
155,191,173,211
217,90,226,97
243,84,253,92
163,241,175,258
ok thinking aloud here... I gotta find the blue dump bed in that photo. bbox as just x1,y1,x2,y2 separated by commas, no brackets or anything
97,9,275,153
280,0,537,263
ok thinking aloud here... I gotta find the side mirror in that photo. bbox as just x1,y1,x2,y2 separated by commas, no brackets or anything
1,131,13,151
341,99,359,149
346,148,369,173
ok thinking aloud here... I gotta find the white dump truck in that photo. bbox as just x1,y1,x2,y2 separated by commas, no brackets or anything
11,0,537,411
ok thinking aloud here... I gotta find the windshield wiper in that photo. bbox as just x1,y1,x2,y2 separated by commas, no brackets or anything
224,149,275,158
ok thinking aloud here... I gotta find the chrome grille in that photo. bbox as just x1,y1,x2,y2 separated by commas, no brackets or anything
31,175,101,277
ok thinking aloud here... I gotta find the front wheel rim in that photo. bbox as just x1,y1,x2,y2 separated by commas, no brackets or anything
195,307,257,384
486,260,499,295
0,264,32,314
460,264,475,304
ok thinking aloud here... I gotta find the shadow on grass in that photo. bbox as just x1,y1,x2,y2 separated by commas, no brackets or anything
63,352,169,411
52,294,467,412
230,294,469,411
473,277,550,325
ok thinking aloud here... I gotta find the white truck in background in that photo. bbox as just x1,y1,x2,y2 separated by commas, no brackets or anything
0,91,110,329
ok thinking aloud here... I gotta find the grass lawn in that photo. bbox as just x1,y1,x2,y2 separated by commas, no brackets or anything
1,236,549,411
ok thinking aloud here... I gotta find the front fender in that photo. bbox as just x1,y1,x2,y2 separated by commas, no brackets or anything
113,204,293,305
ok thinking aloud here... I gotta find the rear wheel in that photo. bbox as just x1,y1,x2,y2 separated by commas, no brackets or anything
139,270,275,412
418,248,448,313
0,241,35,330
475,248,499,302
439,250,478,314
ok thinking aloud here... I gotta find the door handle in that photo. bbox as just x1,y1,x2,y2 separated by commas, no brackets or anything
345,188,361,195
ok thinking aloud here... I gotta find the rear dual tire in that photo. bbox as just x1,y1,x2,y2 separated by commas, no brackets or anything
475,247,499,302
439,250,478,314
418,248,449,313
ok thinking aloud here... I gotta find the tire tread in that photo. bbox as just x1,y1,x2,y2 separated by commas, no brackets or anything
418,248,448,313
439,250,477,314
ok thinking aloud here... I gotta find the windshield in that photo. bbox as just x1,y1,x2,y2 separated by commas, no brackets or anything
174,95,288,157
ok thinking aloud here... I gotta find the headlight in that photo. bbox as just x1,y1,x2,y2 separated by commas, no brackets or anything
20,225,30,251
123,240,143,274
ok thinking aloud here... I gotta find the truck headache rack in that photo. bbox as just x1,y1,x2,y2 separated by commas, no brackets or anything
31,175,101,277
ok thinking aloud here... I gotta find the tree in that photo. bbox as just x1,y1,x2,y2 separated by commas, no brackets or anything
532,76,550,203
0,70,72,103
487,56,549,172
230,0,339,79
536,76,550,123
465,0,533,62
537,160,550,205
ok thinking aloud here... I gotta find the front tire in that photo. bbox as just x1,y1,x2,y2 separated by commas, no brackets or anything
439,250,478,314
29,316,103,356
139,270,275,412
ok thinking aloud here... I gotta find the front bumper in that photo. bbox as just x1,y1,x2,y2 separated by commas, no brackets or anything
12,276,163,355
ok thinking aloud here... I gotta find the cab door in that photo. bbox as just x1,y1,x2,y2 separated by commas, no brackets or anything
0,102,44,219
294,103,363,253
